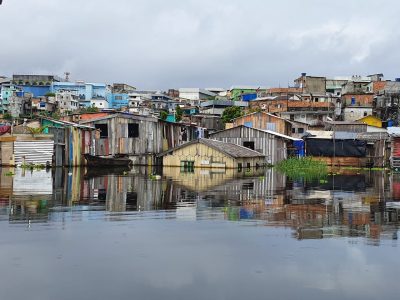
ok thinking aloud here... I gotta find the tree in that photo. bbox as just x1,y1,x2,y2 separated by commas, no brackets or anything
45,92,56,97
160,110,168,121
221,106,243,123
3,113,12,120
175,105,183,122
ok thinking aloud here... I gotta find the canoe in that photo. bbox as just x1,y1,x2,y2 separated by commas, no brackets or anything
84,154,133,167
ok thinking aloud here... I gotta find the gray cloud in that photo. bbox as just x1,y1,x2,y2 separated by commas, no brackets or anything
1,0,400,89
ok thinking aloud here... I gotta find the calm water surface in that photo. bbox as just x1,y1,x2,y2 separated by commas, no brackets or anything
0,167,399,300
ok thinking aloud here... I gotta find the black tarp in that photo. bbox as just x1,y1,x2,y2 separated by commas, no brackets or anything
306,139,366,157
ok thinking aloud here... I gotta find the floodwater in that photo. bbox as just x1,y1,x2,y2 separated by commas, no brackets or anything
0,166,399,300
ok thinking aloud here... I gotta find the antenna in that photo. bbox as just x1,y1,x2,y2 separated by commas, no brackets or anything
64,72,70,82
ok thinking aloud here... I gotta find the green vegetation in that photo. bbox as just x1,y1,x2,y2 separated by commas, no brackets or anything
160,110,168,121
27,126,48,135
4,171,15,177
45,92,56,97
221,106,243,123
3,113,12,120
175,106,183,122
276,158,328,181
80,105,99,113
20,163,46,170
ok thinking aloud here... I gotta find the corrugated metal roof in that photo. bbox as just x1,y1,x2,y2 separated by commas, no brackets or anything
209,125,302,141
305,130,333,139
200,139,265,158
388,127,400,137
14,140,54,166
333,132,358,140
159,138,265,158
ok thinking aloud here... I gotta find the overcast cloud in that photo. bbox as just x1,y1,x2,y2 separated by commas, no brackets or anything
1,0,400,89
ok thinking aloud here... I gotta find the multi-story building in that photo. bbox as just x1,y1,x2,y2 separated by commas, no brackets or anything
55,91,80,114
51,81,110,108
12,74,62,97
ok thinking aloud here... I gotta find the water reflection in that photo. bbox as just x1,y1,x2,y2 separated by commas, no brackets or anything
0,166,398,244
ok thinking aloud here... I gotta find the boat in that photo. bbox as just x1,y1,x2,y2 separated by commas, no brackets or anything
84,154,133,167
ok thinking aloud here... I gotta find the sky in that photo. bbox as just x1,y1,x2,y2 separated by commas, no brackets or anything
1,0,400,90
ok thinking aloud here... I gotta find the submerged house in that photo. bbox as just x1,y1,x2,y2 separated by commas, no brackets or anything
40,117,96,167
209,125,304,165
304,130,389,167
159,138,266,169
79,113,163,165
79,113,201,165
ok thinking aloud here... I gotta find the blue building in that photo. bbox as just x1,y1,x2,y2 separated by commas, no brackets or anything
12,74,62,97
51,81,110,108
110,93,129,109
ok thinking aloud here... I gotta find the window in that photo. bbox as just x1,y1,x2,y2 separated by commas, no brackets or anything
266,123,276,131
298,128,304,134
95,124,108,138
243,141,255,150
115,96,123,100
128,123,139,138
238,163,242,172
181,161,194,173
246,163,251,170
364,111,368,117
292,128,296,134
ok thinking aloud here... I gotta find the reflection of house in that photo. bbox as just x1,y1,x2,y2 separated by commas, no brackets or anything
209,125,303,164
160,138,265,169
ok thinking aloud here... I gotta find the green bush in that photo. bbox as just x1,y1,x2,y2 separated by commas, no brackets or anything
276,157,327,181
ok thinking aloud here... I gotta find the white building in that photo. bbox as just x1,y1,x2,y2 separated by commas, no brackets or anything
178,88,217,105
343,106,373,122
55,91,79,114
90,98,109,109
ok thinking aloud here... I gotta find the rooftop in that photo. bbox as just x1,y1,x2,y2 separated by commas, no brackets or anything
159,138,265,158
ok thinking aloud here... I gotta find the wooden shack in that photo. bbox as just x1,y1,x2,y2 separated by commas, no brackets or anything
41,117,96,167
80,113,162,165
79,113,201,165
209,125,303,165
159,138,266,169
233,112,292,136
305,130,388,167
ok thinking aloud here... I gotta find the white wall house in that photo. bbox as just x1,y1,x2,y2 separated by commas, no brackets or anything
343,106,373,122
179,88,217,105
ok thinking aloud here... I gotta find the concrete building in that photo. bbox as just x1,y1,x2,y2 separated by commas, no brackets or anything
200,100,248,116
179,88,217,104
12,74,62,97
343,106,373,122
51,81,110,108
294,73,326,94
55,91,80,114
160,138,265,169
229,86,267,101
0,80,20,113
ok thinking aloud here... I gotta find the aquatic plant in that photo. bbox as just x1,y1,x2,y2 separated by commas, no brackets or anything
276,158,328,182
20,163,46,170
